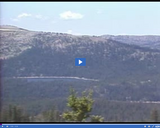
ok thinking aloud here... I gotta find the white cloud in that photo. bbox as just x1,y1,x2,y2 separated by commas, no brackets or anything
17,13,32,18
66,30,73,34
11,13,50,22
11,13,32,22
60,11,84,20
66,30,81,35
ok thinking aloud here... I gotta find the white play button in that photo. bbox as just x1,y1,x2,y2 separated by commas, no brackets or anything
79,59,82,65
75,58,86,66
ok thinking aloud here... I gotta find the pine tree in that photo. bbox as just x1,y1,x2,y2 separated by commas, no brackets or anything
90,115,104,122
1,105,29,122
42,108,62,122
63,88,93,122
151,108,159,122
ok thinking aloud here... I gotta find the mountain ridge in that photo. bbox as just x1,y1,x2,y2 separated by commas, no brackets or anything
1,25,160,81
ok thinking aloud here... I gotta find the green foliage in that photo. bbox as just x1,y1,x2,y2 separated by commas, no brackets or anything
90,115,104,122
2,78,160,122
41,108,62,122
1,105,29,122
63,88,94,122
151,108,159,122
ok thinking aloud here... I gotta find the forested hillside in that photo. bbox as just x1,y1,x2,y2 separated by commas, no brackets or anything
1,25,160,122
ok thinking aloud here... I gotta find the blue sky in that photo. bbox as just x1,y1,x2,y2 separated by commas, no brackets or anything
1,2,160,35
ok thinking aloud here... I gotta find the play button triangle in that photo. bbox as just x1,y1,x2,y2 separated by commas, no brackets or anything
79,59,82,64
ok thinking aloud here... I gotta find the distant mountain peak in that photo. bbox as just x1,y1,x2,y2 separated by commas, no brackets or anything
0,25,29,32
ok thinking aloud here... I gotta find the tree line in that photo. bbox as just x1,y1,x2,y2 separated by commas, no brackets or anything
0,88,159,122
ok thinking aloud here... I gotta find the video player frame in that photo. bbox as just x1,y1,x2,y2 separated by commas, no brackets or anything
1,1,160,127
